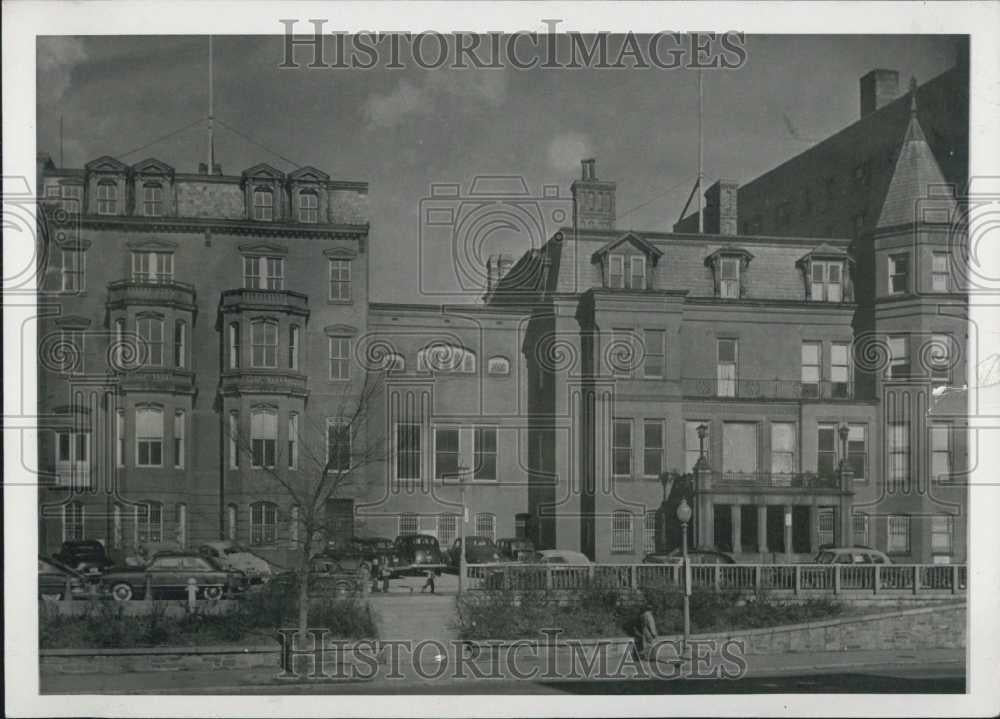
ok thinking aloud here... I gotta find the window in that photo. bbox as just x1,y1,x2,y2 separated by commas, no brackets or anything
396,422,421,481
228,412,239,469
135,407,163,467
629,256,646,290
852,512,870,546
253,188,274,221
250,320,278,368
327,420,351,472
888,335,910,379
61,184,82,213
888,422,910,491
931,515,953,557
722,422,758,476
115,409,125,468
289,325,300,370
63,502,85,540
250,502,278,545
329,259,352,301
131,251,173,283
474,427,498,481
329,336,351,380
831,342,851,398
143,183,163,216
887,515,910,554
475,512,496,542
612,419,632,477
58,330,84,375
228,323,240,369
801,342,821,398
251,408,277,468
817,424,837,477
137,501,163,544
96,180,117,215
811,261,843,302
174,321,186,369
173,410,185,469
399,513,419,536
137,316,164,367
439,513,458,546
889,254,909,295
55,430,90,486
487,356,510,376
643,419,664,477
434,426,460,479
847,424,867,481
608,255,624,289
770,423,796,476
817,508,835,547
288,413,298,469
643,329,664,378
685,421,710,473
643,511,657,553
298,191,318,223
60,249,85,292
719,257,740,298
931,424,952,483
611,510,633,553
929,334,952,388
932,252,950,292
717,339,737,397
243,256,284,290
418,344,476,374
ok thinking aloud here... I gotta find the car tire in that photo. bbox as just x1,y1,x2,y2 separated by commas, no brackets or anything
203,585,223,601
111,583,133,601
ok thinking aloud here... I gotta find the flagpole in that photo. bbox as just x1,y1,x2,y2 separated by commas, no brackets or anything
697,68,704,234
208,35,215,173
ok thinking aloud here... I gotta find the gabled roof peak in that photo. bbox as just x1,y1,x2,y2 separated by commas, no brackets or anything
590,232,664,264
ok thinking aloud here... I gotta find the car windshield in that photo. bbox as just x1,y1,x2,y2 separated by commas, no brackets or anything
816,551,836,564
411,536,436,546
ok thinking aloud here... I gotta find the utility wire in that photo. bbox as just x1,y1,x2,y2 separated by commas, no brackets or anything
214,118,305,171
117,117,208,160
617,177,694,222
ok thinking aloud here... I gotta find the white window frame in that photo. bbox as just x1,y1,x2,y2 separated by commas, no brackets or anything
643,511,657,553
289,325,300,370
329,259,352,302
253,188,274,221
719,257,740,298
60,248,85,292
770,422,796,477
852,512,870,546
475,512,496,542
889,253,909,295
888,421,910,491
250,502,278,546
888,335,910,379
174,320,187,369
250,320,278,368
612,418,632,478
136,501,163,544
228,412,239,469
243,255,284,290
96,180,117,215
61,184,82,214
608,255,625,289
642,419,663,477
811,260,844,302
131,251,174,283
135,406,164,468
55,430,90,487
329,336,351,381
801,341,821,397
137,316,164,367
288,413,299,470
643,329,664,379
717,338,738,397
434,426,460,480
930,423,953,483
298,190,319,223
847,423,867,482
395,422,422,482
474,426,498,481
831,342,851,397
629,256,646,290
887,515,910,555
398,513,419,536
931,515,953,557
173,410,185,469
931,252,950,292
250,408,278,469
611,510,634,553
685,420,710,473
228,323,240,369
143,182,163,217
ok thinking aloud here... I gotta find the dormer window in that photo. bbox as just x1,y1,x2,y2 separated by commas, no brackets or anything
705,247,753,299
810,261,843,302
298,190,319,223
630,257,646,290
253,188,274,221
97,180,117,215
593,233,662,291
143,182,163,217
605,254,647,289
609,255,624,288
719,257,740,298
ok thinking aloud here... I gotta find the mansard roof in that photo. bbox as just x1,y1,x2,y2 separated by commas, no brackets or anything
590,232,664,264
795,242,852,268
703,245,755,267
287,165,330,183
84,155,129,173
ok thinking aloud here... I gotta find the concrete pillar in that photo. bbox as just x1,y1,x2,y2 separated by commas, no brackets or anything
783,504,793,561
731,504,742,555
757,504,768,558
700,499,714,549
839,499,853,547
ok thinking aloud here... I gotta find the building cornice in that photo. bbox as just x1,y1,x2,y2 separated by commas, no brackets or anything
50,213,369,240
684,296,857,311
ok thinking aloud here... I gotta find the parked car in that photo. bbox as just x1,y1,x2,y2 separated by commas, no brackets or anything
536,549,593,564
101,552,246,601
392,534,446,576
53,539,113,576
496,537,537,562
38,557,89,600
814,546,891,564
197,541,275,584
642,548,735,564
446,536,501,569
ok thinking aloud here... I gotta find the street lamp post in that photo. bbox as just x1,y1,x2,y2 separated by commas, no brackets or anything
676,497,693,655
457,466,469,595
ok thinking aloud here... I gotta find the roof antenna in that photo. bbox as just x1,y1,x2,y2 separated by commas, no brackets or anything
207,35,215,174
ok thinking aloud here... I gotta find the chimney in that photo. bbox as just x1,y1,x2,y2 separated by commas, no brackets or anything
198,162,208,174
860,69,900,118
571,158,617,232
486,254,515,293
704,180,739,235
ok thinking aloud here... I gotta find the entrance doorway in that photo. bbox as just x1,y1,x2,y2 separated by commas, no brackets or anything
740,505,758,553
766,506,785,554
713,504,733,552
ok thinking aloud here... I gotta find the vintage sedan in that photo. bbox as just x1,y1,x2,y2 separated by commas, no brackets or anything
496,537,537,562
446,536,501,569
197,541,276,584
39,557,89,600
392,534,446,576
642,548,735,565
53,540,114,575
101,552,245,601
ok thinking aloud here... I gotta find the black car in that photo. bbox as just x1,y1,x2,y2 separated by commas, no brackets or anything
101,552,244,601
643,548,736,565
39,557,89,600
53,539,113,575
496,537,537,562
446,536,501,569
393,534,446,576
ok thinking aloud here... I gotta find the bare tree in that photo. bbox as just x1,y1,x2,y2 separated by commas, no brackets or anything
232,370,385,639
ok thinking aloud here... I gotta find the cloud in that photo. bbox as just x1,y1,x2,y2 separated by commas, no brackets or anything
37,37,89,106
363,69,508,129
547,132,592,174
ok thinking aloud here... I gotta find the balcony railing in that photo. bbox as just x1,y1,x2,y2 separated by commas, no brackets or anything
116,367,196,394
107,280,196,310
682,378,854,400
219,369,309,397
704,470,842,490
219,288,309,316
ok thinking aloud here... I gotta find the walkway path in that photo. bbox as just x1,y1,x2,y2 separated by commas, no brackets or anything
366,572,460,644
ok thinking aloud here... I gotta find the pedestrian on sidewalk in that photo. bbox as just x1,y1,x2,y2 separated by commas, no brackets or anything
420,570,436,594
631,602,658,661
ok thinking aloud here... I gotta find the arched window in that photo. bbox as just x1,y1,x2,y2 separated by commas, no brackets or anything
487,356,511,376
253,187,274,221
228,322,240,369
63,501,85,541
135,406,164,467
417,344,476,374
96,179,117,215
611,510,633,554
250,501,278,545
174,320,187,368
298,190,318,223
474,512,496,542
137,315,164,367
250,320,278,368
136,500,163,544
143,182,163,217
250,406,277,468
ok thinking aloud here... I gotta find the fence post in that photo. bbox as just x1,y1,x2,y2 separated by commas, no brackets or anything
546,567,553,591
833,564,840,595
912,566,920,595
63,577,74,605
754,565,762,593
951,565,958,595
588,565,595,587
630,565,637,591
873,565,880,595
793,565,801,595
714,564,721,592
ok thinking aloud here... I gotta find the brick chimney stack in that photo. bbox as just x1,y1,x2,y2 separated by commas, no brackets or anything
571,158,617,231
860,69,900,118
704,180,739,235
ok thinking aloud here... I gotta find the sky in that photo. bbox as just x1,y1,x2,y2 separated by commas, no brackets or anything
37,34,963,303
